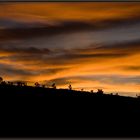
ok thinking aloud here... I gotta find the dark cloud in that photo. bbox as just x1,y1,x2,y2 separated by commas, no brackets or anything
27,52,127,65
0,46,51,55
86,75,140,85
39,68,68,75
0,62,68,81
0,38,140,69
122,66,140,71
0,21,98,41
76,39,140,56
47,78,69,86
46,75,140,88
42,39,140,65
59,53,127,59
0,18,38,29
9,39,139,63
0,64,34,77
107,76,140,85
97,39,140,50
1,16,140,41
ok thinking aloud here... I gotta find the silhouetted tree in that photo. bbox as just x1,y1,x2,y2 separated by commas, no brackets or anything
17,81,23,86
52,83,56,89
1,81,6,85
35,82,40,87
23,82,27,86
97,89,104,95
10,82,14,86
68,84,72,90
7,81,10,85
7,81,13,86
42,84,45,88
0,77,3,83
81,88,84,92
91,90,93,93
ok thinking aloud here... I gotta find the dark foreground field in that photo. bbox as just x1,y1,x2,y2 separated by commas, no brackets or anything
0,84,140,138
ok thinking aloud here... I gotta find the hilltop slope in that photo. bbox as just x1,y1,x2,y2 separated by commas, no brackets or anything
0,84,140,137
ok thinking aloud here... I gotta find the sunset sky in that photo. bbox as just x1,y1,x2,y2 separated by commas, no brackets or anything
0,2,140,96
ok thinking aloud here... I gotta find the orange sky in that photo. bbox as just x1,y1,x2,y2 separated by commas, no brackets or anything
0,2,140,96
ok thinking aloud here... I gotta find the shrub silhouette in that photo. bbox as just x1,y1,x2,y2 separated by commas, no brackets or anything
42,84,45,88
23,82,27,86
1,81,6,85
136,94,140,98
97,89,104,95
68,84,72,90
0,77,3,83
17,81,23,86
15,81,27,86
81,88,84,91
7,81,13,85
35,82,40,87
91,90,93,93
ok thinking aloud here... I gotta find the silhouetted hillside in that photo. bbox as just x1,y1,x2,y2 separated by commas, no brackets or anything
0,84,135,98
0,84,140,138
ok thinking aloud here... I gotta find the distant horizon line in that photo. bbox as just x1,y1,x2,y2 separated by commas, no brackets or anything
0,79,139,97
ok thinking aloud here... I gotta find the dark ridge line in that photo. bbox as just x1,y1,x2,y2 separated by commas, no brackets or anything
0,84,137,99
